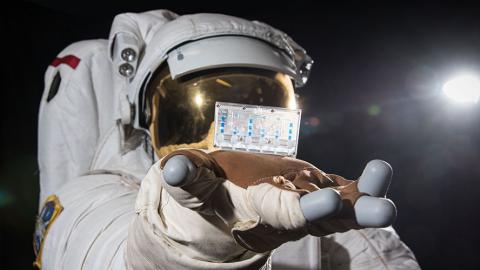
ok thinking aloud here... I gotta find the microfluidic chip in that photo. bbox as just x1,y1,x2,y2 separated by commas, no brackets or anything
214,102,302,157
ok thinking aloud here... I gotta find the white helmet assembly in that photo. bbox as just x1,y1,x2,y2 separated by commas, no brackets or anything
108,10,313,156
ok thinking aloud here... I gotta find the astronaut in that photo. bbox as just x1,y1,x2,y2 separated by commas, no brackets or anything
34,10,420,269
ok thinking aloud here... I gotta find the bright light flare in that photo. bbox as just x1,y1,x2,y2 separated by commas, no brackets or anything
442,74,480,103
194,93,204,107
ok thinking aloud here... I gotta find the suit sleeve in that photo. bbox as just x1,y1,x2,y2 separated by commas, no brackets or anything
320,227,420,270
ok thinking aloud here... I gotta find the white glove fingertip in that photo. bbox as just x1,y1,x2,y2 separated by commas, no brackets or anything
162,155,197,187
299,188,342,222
358,159,393,197
354,196,397,227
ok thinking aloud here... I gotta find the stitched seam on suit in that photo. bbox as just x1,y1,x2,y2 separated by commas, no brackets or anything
356,230,390,270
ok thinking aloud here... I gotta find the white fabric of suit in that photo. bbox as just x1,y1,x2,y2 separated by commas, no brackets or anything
37,10,420,270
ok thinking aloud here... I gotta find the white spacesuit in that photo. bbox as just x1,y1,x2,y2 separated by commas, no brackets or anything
35,10,420,269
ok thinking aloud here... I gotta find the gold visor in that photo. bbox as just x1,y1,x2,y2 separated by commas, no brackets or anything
147,67,296,157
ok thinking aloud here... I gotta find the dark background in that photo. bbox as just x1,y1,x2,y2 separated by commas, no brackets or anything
2,0,480,269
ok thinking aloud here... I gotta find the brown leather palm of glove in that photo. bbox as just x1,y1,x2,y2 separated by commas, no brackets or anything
160,149,365,253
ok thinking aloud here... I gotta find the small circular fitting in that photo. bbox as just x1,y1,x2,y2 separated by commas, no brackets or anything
177,52,184,61
121,48,136,62
119,63,134,77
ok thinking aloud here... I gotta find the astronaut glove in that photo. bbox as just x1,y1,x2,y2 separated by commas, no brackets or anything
156,149,396,254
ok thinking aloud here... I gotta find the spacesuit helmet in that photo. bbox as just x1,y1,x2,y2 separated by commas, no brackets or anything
143,36,310,157
112,13,313,158
140,35,311,158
